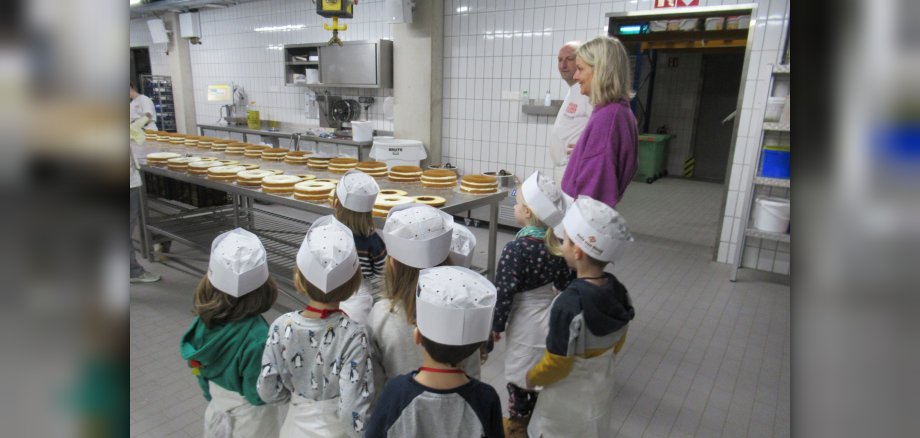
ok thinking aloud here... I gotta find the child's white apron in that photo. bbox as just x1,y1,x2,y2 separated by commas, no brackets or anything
279,393,348,438
204,382,282,438
527,348,618,438
503,283,556,389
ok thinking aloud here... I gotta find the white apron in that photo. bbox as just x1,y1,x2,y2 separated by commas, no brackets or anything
203,382,283,438
279,393,348,438
527,349,618,438
504,284,556,389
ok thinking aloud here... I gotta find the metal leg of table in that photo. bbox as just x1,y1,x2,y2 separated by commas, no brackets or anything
138,185,153,262
232,194,241,228
246,196,255,229
487,201,498,281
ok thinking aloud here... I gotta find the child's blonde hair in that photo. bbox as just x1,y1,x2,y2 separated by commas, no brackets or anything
194,276,278,329
384,256,452,325
293,267,363,304
334,200,376,237
516,186,563,256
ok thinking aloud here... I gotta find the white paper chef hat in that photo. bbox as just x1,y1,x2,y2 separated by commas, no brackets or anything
415,266,496,345
336,170,379,213
562,196,634,263
521,170,568,237
296,216,360,293
207,228,270,297
382,204,454,269
449,223,477,268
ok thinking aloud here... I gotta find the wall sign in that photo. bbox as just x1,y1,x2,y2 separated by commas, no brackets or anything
655,0,700,8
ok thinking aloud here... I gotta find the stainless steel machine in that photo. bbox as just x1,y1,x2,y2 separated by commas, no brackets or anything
316,91,361,135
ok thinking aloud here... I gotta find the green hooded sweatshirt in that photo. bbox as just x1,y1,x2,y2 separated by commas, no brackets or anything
180,315,269,406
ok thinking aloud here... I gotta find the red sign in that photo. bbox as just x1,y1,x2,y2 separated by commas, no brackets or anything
654,0,700,8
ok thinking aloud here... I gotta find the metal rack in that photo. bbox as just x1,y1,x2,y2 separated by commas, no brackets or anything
141,74,176,132
731,63,790,281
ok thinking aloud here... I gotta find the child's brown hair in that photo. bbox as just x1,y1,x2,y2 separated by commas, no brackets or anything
293,267,363,303
334,200,376,237
194,277,278,329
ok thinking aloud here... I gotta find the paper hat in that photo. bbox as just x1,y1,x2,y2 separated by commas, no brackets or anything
296,216,360,293
382,204,454,269
521,171,568,237
449,223,477,268
207,228,270,297
415,266,496,345
562,196,634,263
336,170,379,213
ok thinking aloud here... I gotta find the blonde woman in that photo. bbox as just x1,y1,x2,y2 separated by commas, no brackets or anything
560,36,639,208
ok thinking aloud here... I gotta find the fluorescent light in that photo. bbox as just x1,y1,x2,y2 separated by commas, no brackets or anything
456,6,468,13
130,0,143,5
254,24,305,33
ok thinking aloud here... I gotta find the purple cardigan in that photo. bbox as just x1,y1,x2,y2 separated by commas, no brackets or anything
561,99,638,208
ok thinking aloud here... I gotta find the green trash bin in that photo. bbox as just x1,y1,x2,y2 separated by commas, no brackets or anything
635,134,672,184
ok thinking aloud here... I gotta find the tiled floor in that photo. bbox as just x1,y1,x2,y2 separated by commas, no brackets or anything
617,177,725,249
130,178,789,437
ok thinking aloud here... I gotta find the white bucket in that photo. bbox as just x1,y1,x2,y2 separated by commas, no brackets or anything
753,197,790,233
351,121,374,142
369,138,428,168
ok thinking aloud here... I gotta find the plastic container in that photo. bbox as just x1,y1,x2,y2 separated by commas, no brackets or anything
679,18,700,31
247,102,260,129
369,138,428,168
635,134,672,184
650,20,668,32
666,20,681,31
351,121,374,142
753,197,790,233
761,146,790,179
765,97,787,122
726,16,750,30
705,17,725,31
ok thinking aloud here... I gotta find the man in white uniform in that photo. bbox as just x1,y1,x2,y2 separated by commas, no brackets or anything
548,42,593,183
130,83,158,130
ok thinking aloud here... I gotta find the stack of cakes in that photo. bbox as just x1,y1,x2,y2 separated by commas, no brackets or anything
145,152,182,166
356,161,388,177
244,145,270,158
211,140,232,152
284,151,312,165
225,143,247,155
388,165,424,182
372,194,414,217
293,180,336,203
327,157,358,174
307,155,334,170
207,165,247,181
420,169,458,188
261,175,302,196
261,148,288,161
188,160,226,175
459,174,499,194
236,169,277,187
166,156,208,172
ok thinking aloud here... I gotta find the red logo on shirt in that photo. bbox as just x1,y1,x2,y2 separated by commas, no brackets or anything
588,236,597,244
566,103,578,114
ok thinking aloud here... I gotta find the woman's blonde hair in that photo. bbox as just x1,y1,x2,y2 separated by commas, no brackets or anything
334,200,376,237
576,36,634,106
517,187,563,257
194,276,278,329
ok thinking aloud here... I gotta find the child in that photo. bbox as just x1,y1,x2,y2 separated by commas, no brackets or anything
525,196,635,438
257,216,374,438
366,266,504,437
180,228,282,437
369,204,482,391
335,170,387,326
490,171,574,437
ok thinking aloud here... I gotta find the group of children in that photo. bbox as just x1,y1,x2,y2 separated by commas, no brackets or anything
179,169,635,438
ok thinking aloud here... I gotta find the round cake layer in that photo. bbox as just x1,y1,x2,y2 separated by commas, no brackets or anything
378,189,408,197
208,165,247,175
262,175,302,187
412,195,447,207
460,174,498,185
459,186,498,194
294,181,336,194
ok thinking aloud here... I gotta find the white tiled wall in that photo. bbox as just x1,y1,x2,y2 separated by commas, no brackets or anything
646,52,703,176
440,0,790,273
129,20,170,76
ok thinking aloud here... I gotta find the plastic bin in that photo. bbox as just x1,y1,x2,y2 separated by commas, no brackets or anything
635,134,672,184
761,146,790,178
369,138,428,168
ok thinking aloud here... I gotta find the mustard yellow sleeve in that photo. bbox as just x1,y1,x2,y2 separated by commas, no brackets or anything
527,349,575,388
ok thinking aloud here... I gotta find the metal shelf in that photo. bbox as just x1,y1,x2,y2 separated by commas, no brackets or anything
745,228,790,243
763,122,790,132
753,176,790,188
773,64,790,74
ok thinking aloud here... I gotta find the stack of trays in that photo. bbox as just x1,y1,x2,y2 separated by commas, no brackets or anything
307,156,334,169
145,152,182,166
261,175,302,196
261,149,288,161
460,174,499,194
293,180,336,203
207,165,247,181
225,143,248,155
284,151,312,165
356,161,388,177
420,169,458,188
328,157,358,174
188,160,225,175
236,169,277,187
389,165,424,182
373,195,414,217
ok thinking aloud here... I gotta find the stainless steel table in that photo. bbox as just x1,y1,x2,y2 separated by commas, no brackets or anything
197,123,374,159
133,141,507,302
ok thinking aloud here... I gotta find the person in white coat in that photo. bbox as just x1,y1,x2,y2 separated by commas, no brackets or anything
525,196,635,438
129,117,160,283
368,204,482,396
130,83,158,130
547,41,593,184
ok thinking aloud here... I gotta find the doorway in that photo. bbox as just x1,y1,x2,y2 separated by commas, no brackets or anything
690,52,744,183
130,47,151,90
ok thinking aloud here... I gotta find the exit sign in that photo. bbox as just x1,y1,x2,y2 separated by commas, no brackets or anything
655,0,700,8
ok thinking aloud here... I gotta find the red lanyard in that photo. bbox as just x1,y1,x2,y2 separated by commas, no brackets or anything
418,367,465,374
305,305,344,319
